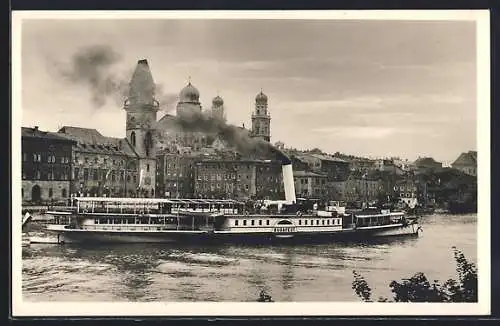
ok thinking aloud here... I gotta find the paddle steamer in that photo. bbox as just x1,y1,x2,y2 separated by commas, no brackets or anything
35,161,421,244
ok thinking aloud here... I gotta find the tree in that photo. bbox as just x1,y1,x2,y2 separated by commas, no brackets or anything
352,247,477,302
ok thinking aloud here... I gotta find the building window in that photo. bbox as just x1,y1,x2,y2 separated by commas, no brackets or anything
85,157,88,163
133,176,137,183
147,164,150,172
62,189,67,198
48,188,53,198
93,169,99,181
131,131,136,147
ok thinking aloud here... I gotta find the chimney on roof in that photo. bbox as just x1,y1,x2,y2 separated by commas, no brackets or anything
34,126,39,131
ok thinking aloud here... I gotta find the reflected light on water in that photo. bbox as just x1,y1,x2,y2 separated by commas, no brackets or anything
22,214,477,302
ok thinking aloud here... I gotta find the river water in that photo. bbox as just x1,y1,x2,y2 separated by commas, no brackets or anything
22,214,477,302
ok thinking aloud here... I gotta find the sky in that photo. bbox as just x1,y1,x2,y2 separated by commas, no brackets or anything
20,18,478,164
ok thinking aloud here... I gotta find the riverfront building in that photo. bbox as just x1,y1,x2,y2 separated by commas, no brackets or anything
21,126,75,204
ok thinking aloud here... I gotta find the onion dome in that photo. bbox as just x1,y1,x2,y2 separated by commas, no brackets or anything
212,95,224,107
179,81,200,103
255,90,268,103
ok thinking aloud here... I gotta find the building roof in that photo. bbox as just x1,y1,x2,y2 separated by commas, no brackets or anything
195,159,279,165
293,170,326,178
414,157,442,167
22,127,76,143
57,126,138,157
451,151,477,167
309,153,347,163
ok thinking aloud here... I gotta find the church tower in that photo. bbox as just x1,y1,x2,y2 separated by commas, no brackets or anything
211,94,226,122
124,59,158,197
176,79,202,117
251,90,271,142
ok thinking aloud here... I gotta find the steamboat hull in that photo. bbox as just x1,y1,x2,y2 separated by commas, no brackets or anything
43,222,420,245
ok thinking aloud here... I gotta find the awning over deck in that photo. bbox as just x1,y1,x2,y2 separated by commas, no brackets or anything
73,197,244,206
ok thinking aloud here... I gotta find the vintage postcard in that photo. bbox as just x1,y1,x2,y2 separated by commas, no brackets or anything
12,10,490,316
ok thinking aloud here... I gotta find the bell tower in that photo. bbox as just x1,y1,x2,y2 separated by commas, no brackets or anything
251,90,271,142
123,59,159,197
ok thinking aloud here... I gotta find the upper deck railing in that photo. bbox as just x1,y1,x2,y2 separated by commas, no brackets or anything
71,197,245,216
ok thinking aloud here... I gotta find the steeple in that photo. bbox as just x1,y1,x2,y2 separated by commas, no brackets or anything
124,58,158,158
126,59,158,109
251,89,271,142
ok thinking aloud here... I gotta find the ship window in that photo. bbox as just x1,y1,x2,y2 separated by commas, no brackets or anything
299,220,302,225
259,220,262,226
266,220,270,225
305,220,308,225
235,220,239,226
251,220,255,226
243,220,247,226
94,218,99,224
316,220,320,225
322,220,325,225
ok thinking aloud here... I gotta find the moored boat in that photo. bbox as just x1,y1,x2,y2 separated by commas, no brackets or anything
39,197,421,245
38,160,421,245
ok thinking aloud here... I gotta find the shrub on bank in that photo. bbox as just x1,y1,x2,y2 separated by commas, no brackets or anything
351,247,477,302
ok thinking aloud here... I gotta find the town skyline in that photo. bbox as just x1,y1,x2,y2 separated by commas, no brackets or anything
21,18,477,164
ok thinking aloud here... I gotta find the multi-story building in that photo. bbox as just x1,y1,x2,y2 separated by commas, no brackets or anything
393,179,419,208
347,157,377,173
156,150,201,198
57,126,140,198
255,160,284,200
451,151,477,176
22,126,75,204
293,170,327,199
193,159,283,200
331,171,384,204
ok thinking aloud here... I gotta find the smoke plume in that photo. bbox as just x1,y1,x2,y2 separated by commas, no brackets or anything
57,45,128,108
55,45,178,111
173,110,291,164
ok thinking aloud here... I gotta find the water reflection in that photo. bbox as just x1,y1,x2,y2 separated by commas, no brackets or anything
22,214,477,302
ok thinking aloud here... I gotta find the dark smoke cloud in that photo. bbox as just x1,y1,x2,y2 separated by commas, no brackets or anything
155,85,179,113
57,45,128,108
54,44,179,111
173,110,291,164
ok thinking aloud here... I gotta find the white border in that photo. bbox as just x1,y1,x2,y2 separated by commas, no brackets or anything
11,10,491,317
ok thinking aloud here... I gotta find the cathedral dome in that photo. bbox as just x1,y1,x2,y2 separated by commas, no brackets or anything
212,95,224,106
255,90,268,103
179,82,200,103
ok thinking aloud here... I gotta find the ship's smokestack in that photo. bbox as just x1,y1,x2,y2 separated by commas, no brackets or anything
282,163,296,204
